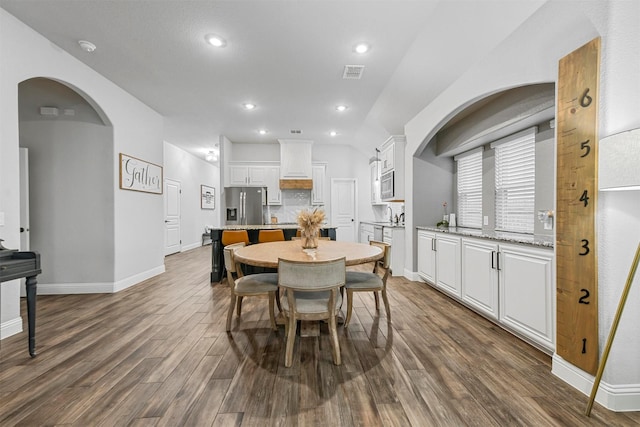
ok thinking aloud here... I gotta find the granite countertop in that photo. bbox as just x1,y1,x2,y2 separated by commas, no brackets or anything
217,224,336,230
360,220,405,229
415,225,554,248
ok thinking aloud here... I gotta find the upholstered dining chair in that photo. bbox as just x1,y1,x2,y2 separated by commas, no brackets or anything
221,230,250,246
224,242,278,332
344,240,391,328
277,257,346,367
258,229,285,243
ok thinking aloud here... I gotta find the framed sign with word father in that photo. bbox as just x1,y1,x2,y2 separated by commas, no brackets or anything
119,153,163,194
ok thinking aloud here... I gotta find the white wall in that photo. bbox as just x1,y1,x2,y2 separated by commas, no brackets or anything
404,0,640,409
163,142,220,250
1,8,164,335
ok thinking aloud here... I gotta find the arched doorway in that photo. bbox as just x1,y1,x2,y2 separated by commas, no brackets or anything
18,77,115,293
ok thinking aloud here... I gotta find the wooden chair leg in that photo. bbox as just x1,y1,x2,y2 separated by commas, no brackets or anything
382,288,391,320
329,311,341,365
285,313,297,368
374,291,380,310
237,296,244,316
275,289,282,313
344,290,354,328
268,292,277,331
226,294,236,332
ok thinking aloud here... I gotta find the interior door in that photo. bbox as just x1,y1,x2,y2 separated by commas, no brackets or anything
164,178,181,255
330,178,357,242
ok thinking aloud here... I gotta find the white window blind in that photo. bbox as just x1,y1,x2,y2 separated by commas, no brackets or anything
455,148,483,228
492,127,536,233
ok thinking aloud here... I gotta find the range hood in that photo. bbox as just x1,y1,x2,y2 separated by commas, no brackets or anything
278,139,313,189
280,179,312,190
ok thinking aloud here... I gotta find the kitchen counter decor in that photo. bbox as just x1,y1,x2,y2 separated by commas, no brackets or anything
297,208,325,249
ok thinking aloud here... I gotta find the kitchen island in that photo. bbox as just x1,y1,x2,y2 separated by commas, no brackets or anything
209,224,337,282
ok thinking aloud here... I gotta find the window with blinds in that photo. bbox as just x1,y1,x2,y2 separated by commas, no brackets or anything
454,147,483,228
491,127,536,233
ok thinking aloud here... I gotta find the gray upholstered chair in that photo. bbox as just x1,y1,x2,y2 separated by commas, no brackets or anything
344,240,391,327
277,257,346,367
224,242,278,332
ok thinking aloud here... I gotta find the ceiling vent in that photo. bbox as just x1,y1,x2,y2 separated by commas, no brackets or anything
343,65,365,80
290,129,303,134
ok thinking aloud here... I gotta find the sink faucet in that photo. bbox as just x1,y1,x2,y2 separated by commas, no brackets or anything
387,206,393,223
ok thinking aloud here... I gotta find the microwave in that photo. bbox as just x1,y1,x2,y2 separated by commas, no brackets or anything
380,170,394,200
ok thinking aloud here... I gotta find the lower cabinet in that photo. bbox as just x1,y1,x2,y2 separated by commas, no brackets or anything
499,244,554,351
383,227,405,277
417,230,436,283
461,238,499,320
418,230,555,353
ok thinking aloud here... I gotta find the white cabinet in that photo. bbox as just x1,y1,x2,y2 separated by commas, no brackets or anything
311,164,326,205
435,234,461,298
417,230,460,297
380,144,395,175
378,135,405,201
370,160,382,204
265,166,281,205
461,238,500,320
360,222,374,244
227,165,267,186
279,139,313,179
417,230,436,284
499,244,554,351
383,227,405,277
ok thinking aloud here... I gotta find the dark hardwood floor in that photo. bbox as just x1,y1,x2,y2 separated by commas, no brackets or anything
1,245,639,426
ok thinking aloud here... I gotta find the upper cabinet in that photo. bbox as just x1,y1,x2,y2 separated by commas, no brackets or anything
279,139,313,179
265,166,281,205
311,164,326,205
226,162,281,205
370,160,383,204
379,135,406,201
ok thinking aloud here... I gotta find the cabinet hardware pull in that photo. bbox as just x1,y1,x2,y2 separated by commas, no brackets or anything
496,252,501,271
491,251,495,269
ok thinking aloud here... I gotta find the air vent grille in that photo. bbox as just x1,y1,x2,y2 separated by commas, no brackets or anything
290,129,303,134
343,65,365,79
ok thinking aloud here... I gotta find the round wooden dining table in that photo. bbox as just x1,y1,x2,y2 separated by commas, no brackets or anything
233,239,383,268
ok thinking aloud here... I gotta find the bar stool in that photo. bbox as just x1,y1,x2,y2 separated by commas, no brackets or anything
221,230,250,246
258,229,285,243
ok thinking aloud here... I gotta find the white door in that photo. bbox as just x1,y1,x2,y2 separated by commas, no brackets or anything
164,178,181,255
19,148,30,251
330,178,357,242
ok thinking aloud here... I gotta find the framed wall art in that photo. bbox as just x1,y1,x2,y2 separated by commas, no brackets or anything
119,153,163,194
201,185,215,209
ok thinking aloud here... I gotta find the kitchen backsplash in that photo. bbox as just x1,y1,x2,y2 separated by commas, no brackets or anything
265,189,319,223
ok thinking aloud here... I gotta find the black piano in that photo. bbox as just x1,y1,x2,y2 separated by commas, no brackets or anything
0,239,41,357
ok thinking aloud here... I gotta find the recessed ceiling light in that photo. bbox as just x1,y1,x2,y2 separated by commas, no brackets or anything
354,43,370,54
330,131,337,137
243,103,256,110
78,40,96,53
336,105,348,112
205,33,227,48
259,129,268,135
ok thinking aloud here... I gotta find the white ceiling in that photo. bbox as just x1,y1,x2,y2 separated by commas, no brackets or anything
0,0,545,160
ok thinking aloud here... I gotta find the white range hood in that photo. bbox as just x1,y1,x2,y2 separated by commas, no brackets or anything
278,139,313,189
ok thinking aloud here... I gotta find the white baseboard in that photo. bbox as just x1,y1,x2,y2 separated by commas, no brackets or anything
181,242,201,252
404,269,422,282
114,265,165,292
34,264,166,295
0,316,23,339
552,353,640,411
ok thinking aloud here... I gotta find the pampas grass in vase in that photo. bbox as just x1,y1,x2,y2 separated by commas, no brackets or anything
297,208,325,249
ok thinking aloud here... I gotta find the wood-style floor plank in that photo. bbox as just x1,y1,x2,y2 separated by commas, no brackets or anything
1,245,639,426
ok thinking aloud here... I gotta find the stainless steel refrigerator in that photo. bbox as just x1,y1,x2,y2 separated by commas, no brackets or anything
224,187,267,225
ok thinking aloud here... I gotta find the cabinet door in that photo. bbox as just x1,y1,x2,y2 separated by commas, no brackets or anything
417,231,436,283
461,238,499,320
381,144,394,174
370,161,381,204
499,244,554,351
435,235,461,297
228,165,249,185
247,166,267,186
265,167,281,205
311,165,325,205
